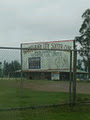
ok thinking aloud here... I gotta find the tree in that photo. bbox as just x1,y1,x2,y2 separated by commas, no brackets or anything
3,60,21,77
75,9,90,78
0,62,2,77
77,59,82,70
3,61,8,77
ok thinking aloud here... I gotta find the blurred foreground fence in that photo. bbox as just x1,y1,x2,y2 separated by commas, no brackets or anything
0,47,90,111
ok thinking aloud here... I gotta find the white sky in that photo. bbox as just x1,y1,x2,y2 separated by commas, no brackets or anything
0,0,90,47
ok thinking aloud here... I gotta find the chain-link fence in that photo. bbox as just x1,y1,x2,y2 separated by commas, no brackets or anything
0,47,90,111
76,50,90,103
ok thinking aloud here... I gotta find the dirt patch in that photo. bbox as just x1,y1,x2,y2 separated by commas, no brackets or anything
22,81,90,94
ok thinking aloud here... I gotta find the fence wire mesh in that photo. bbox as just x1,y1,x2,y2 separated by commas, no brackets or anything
76,50,90,103
0,47,90,112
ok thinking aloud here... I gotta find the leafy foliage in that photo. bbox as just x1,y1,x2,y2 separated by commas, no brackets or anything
75,9,90,75
77,59,83,70
3,60,21,77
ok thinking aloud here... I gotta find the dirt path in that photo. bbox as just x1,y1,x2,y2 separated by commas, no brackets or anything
23,81,90,94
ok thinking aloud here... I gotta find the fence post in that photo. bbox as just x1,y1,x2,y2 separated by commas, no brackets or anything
73,44,77,105
69,50,72,104
20,44,23,97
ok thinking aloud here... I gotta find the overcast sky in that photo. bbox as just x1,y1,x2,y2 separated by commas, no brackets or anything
0,0,90,47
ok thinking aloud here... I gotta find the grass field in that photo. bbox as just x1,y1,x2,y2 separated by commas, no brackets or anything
0,105,90,120
0,79,90,120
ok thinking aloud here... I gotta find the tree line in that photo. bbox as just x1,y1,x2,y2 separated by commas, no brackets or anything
0,60,21,77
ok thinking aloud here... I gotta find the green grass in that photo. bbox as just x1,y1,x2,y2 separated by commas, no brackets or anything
0,105,90,120
0,79,90,120
0,80,69,108
0,79,90,108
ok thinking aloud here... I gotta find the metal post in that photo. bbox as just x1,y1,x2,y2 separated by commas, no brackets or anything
73,41,77,105
20,44,23,97
69,50,72,104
